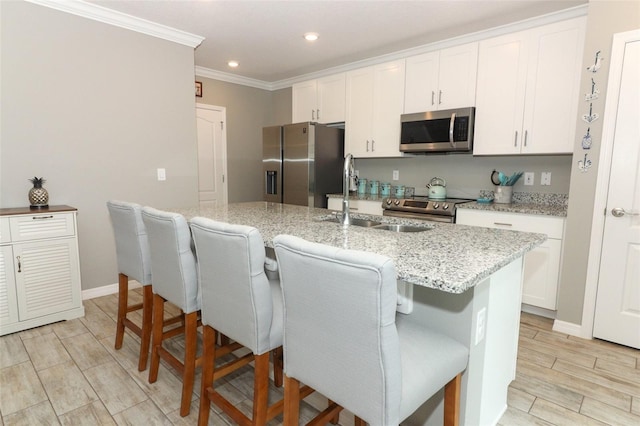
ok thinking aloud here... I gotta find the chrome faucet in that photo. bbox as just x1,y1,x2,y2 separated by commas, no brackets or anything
341,153,353,226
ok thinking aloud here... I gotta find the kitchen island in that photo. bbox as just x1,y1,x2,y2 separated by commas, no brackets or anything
175,202,546,426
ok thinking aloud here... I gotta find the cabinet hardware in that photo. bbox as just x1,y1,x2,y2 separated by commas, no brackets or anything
372,140,375,151
366,140,370,152
220,121,224,130
494,222,513,226
431,91,435,105
311,110,315,120
32,215,54,220
16,256,21,273
524,130,528,147
438,90,443,105
514,131,518,147
317,109,320,120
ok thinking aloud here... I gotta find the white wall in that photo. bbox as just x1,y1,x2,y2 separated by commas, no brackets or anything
1,1,199,291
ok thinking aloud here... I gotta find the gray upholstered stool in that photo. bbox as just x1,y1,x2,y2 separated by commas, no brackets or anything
190,217,288,426
106,200,154,372
274,235,469,426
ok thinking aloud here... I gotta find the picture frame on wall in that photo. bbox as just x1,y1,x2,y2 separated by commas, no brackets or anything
195,81,203,97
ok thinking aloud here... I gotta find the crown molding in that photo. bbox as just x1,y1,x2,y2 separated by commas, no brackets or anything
25,0,204,48
201,4,588,91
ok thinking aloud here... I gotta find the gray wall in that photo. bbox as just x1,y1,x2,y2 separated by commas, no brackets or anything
355,155,572,198
1,2,199,291
557,0,640,324
195,79,292,202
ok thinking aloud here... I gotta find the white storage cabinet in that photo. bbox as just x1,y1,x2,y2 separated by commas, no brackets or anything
326,197,384,216
345,60,405,158
404,42,479,113
292,73,346,124
456,209,564,312
473,17,586,155
0,206,84,335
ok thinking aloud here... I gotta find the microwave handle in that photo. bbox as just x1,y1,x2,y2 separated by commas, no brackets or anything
449,112,456,148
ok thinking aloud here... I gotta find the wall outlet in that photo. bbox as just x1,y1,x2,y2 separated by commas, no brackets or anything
524,172,534,186
541,172,551,186
475,307,487,345
392,170,399,181
157,168,166,181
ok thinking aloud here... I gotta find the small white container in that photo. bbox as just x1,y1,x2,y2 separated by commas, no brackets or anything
494,185,513,204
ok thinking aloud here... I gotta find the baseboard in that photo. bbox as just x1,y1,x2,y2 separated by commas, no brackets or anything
521,303,556,319
82,281,142,300
552,319,588,338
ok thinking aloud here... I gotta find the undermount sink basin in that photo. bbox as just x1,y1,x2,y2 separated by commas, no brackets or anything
372,224,432,233
323,216,382,227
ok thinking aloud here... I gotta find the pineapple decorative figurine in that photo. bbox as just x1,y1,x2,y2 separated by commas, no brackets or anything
28,177,49,208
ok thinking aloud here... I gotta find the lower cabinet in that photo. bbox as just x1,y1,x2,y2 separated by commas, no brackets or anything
456,209,564,311
0,207,84,335
326,197,384,216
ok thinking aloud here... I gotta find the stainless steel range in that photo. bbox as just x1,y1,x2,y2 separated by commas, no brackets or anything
382,196,474,223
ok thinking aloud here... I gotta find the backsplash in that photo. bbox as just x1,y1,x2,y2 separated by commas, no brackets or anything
478,190,569,206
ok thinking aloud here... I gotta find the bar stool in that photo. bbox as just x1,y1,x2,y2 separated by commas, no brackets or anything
273,235,469,426
189,217,291,426
106,200,154,371
141,207,202,417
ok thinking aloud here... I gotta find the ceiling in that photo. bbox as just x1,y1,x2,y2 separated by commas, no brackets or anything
87,0,587,83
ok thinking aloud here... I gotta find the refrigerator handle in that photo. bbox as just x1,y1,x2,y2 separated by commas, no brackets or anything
266,170,278,194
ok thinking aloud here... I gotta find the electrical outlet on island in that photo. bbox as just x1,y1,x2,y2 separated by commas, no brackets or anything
392,170,399,181
541,172,552,186
524,172,534,186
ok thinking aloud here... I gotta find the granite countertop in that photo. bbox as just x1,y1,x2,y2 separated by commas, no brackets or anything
175,202,545,294
326,193,386,202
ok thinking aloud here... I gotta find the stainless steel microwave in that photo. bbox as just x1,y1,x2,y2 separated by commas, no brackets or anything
399,107,475,153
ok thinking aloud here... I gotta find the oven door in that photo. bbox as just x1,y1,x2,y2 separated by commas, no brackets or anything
383,209,454,223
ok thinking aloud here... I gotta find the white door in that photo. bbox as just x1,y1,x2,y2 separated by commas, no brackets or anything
593,34,640,349
196,104,228,208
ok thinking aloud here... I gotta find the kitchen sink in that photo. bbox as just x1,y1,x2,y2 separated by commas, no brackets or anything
372,224,432,233
322,216,382,227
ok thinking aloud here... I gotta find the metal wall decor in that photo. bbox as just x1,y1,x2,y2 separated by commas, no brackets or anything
578,51,605,173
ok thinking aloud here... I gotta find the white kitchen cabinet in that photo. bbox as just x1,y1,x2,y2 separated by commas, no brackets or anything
404,43,478,113
456,209,564,311
0,206,84,335
327,197,384,216
345,60,405,158
473,17,586,155
292,73,346,124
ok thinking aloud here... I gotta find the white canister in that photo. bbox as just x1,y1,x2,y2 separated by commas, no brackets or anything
494,186,513,204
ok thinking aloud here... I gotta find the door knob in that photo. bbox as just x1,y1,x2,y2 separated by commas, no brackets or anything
611,207,639,217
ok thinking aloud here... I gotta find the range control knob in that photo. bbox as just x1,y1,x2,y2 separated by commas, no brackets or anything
443,203,449,210
433,203,439,209
394,199,401,206
386,199,393,205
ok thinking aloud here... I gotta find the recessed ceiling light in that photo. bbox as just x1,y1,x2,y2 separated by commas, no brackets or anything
228,60,239,68
304,32,319,42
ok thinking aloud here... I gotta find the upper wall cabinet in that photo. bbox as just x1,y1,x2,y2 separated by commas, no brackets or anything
346,60,405,158
404,43,479,113
292,73,346,124
473,17,587,155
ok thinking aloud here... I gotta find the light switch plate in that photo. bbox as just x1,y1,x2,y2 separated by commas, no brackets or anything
524,172,534,186
392,170,399,181
157,168,166,181
541,172,551,186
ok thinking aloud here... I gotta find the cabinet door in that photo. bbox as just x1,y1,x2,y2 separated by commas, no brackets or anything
474,31,529,155
14,238,81,321
522,238,561,309
345,67,374,157
404,51,440,113
521,18,586,154
438,43,478,110
371,60,405,157
317,74,346,123
0,245,18,327
292,80,317,123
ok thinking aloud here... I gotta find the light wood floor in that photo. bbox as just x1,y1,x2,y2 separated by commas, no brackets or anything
0,289,638,425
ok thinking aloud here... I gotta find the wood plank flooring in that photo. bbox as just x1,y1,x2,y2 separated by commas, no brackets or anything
0,290,638,425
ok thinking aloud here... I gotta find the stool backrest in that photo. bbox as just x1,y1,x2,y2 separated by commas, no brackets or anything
141,207,199,314
190,217,275,354
106,200,152,285
273,234,401,425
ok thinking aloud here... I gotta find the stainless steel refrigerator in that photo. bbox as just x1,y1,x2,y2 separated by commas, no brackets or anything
263,122,344,208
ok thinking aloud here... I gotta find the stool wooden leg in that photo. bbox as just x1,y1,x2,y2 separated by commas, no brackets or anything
180,311,198,416
283,375,301,426
138,285,153,371
114,273,129,349
148,293,164,384
198,326,216,426
444,373,462,426
252,353,270,425
354,417,367,426
273,347,283,388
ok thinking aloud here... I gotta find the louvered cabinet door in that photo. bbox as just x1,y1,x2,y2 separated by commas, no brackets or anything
13,238,81,320
0,245,19,327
